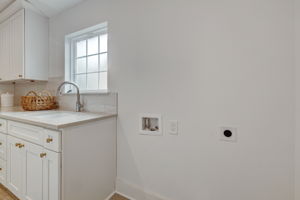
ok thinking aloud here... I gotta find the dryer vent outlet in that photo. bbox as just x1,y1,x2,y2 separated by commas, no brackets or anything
220,127,237,142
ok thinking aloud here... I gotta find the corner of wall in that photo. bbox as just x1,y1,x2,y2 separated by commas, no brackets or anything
116,178,171,200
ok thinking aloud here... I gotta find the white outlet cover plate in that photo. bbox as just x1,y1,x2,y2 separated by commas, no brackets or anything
168,120,178,135
220,127,237,142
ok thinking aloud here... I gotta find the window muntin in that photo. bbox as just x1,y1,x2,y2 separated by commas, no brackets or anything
66,23,108,92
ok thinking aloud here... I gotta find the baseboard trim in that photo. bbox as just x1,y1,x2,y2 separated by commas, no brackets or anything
116,178,171,200
104,191,116,200
0,184,19,200
115,191,137,200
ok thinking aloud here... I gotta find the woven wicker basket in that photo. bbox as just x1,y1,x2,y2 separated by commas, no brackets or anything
21,91,58,111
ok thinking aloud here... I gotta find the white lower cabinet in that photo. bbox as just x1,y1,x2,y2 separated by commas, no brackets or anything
23,140,44,200
7,135,60,200
7,135,23,199
0,117,116,200
0,132,7,160
0,158,6,186
0,132,7,187
42,149,60,200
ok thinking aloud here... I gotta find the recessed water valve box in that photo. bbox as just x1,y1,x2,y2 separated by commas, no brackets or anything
139,114,162,136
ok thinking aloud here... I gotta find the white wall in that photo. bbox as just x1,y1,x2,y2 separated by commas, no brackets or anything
49,0,295,200
295,0,300,199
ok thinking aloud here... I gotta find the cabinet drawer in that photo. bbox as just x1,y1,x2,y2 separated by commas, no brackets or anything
0,158,6,186
8,121,44,146
43,129,61,152
0,119,7,133
0,133,6,160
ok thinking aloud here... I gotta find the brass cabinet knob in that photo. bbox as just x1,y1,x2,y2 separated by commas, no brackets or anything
15,143,21,147
46,138,53,143
40,153,47,158
18,75,23,78
18,144,25,148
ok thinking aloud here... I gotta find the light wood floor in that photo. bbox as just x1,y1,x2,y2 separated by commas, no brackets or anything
0,184,129,200
0,185,18,200
110,193,130,200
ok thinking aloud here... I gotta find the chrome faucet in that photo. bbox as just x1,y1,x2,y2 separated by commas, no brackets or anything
56,81,83,112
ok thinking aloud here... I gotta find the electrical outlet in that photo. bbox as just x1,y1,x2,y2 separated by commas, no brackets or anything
168,120,178,135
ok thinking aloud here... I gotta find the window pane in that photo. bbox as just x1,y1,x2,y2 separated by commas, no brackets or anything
100,53,107,71
100,34,107,53
76,57,86,73
88,36,98,55
99,72,107,90
75,74,86,89
87,73,99,90
87,55,99,72
76,40,86,57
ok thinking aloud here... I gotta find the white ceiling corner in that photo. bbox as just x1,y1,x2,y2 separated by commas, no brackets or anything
33,0,85,17
0,0,15,12
20,0,86,17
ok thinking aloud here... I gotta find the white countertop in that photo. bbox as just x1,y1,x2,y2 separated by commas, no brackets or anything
0,107,117,129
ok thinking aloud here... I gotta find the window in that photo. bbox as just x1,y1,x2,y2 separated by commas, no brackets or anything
65,22,108,92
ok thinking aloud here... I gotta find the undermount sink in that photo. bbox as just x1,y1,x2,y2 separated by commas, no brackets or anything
2,110,99,120
0,108,115,129
26,112,79,119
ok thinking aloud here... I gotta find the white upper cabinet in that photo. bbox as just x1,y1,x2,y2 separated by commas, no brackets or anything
9,9,24,80
0,19,11,80
0,8,49,81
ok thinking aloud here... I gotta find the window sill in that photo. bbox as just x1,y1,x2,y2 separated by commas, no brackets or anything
62,90,110,95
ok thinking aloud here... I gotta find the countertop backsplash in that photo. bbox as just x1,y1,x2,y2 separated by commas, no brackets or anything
0,84,14,97
10,77,117,114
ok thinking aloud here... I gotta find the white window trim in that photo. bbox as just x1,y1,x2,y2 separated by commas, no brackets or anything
64,22,109,94
63,89,110,95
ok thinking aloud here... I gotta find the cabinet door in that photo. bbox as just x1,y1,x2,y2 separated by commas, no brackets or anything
7,135,60,200
9,9,24,80
0,20,11,81
0,158,7,186
43,150,60,200
0,133,7,160
7,136,24,199
23,140,45,200
23,141,61,200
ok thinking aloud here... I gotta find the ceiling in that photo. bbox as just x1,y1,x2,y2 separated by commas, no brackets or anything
0,0,15,12
0,0,86,17
26,0,86,17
